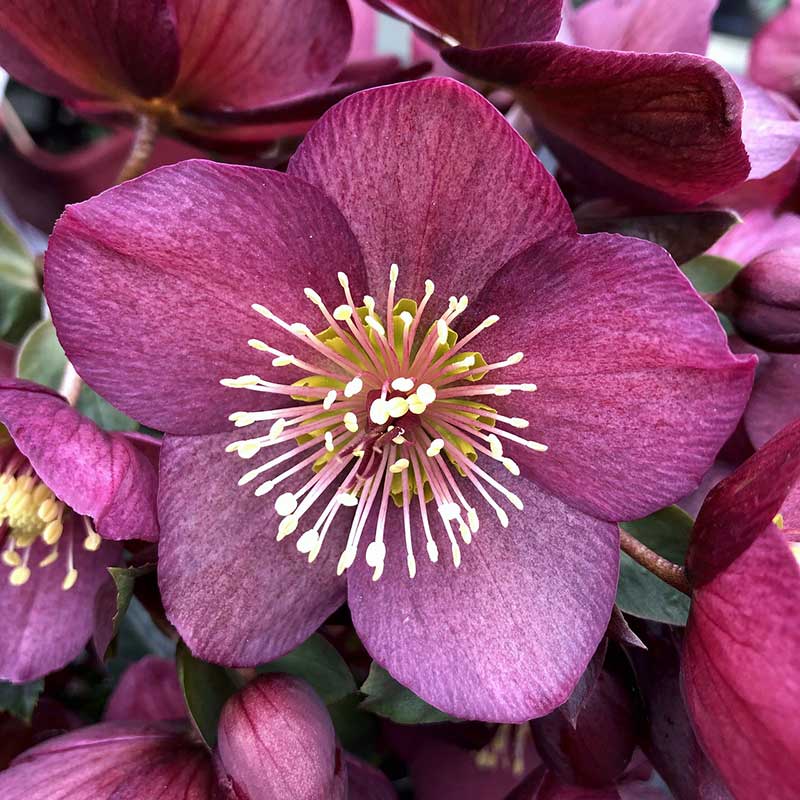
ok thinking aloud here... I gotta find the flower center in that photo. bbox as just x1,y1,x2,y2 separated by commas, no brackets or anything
221,265,547,580
0,437,101,590
475,724,532,777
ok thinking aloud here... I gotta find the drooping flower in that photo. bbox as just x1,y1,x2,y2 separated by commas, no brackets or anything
0,0,424,151
0,379,159,681
0,665,394,800
45,78,754,721
682,419,800,800
364,0,750,208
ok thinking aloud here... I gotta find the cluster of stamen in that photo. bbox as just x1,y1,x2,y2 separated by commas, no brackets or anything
222,265,546,581
0,438,101,590
474,724,532,777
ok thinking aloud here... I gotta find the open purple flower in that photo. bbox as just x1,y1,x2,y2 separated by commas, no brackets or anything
0,379,159,681
0,0,422,150
0,666,392,800
45,78,754,721
682,420,800,800
366,0,749,208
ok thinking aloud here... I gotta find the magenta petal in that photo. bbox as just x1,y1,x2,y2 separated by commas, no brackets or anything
459,233,754,521
289,77,574,306
568,0,717,55
347,466,619,722
0,1,180,99
688,419,800,586
170,0,352,111
216,674,346,800
0,517,121,682
363,0,562,47
0,721,217,800
745,352,800,449
684,526,800,799
711,209,800,265
0,380,158,541
445,43,749,209
158,433,346,666
104,656,186,723
345,754,397,800
750,1,800,105
45,160,367,435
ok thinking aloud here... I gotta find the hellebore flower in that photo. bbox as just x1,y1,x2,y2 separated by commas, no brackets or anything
750,0,800,106
365,0,750,208
45,78,754,721
0,667,393,800
0,379,159,681
0,0,422,151
682,419,800,800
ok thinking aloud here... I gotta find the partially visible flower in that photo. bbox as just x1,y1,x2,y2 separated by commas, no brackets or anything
750,0,800,106
0,0,424,151
366,0,750,208
45,78,754,721
103,655,186,723
682,420,800,800
0,379,159,681
0,669,394,800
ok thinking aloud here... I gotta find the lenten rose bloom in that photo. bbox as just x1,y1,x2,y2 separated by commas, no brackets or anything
682,420,800,800
0,0,422,151
44,78,754,721
365,0,750,208
0,668,391,800
0,379,159,681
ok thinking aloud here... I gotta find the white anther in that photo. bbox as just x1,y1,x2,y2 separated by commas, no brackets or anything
416,384,436,405
467,508,479,533
387,396,409,418
251,303,272,319
247,339,269,351
459,521,472,544
487,434,503,458
83,531,102,552
304,287,322,305
392,434,407,444
450,356,475,370
333,304,353,321
323,390,337,410
399,311,413,327
407,394,427,415
482,315,499,329
438,502,461,521
236,441,262,459
426,539,439,563
424,279,434,297
436,319,449,346
268,419,286,440
426,439,444,457
506,352,524,365
337,493,359,507
510,418,530,429
496,507,509,527
526,440,549,452
451,542,462,568
391,377,415,392
337,272,350,288
456,295,469,313
297,529,319,554
364,296,376,314
365,316,386,336
509,493,524,511
390,263,399,282
220,375,260,388
370,399,390,426
389,458,410,474
344,412,360,432
337,546,357,575
277,515,299,540
503,458,520,476
366,540,386,568
325,431,335,452
275,493,298,517
272,355,294,367
344,377,363,398
62,568,78,591
407,554,417,579
494,387,512,396
290,323,312,337
520,383,538,392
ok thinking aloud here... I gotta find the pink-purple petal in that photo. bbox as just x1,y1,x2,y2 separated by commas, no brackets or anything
0,516,121,682
567,0,717,56
0,1,180,99
347,466,619,723
45,160,367,436
444,43,750,209
170,0,353,111
0,380,159,541
289,77,574,307
104,656,187,723
345,754,397,800
750,1,800,105
158,433,347,666
745,352,800,449
459,233,755,522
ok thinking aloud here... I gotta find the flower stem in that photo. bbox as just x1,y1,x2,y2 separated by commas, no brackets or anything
618,527,692,596
59,362,83,407
116,113,159,183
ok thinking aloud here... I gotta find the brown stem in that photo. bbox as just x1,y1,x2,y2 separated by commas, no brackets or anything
0,98,40,158
619,527,692,596
116,113,159,183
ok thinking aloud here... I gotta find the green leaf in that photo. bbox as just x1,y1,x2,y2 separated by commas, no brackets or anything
680,255,742,294
176,641,242,748
0,216,37,291
617,506,693,626
16,318,66,388
257,634,356,705
16,318,137,430
0,679,44,722
0,282,40,344
107,564,155,647
328,694,379,759
360,663,454,724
